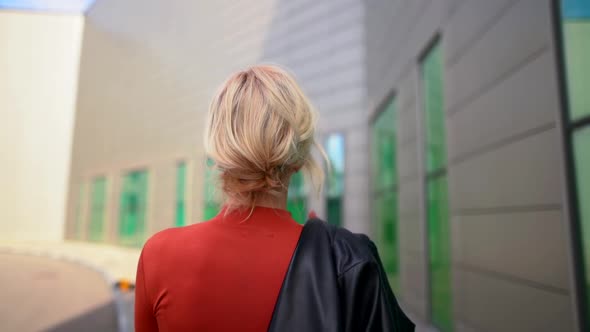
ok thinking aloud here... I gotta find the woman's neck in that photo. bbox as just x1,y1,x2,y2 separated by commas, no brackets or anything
254,191,289,210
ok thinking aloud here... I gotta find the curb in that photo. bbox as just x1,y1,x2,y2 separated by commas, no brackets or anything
0,245,135,332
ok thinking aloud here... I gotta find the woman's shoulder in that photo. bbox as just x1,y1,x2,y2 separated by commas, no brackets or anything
303,219,379,276
141,221,214,255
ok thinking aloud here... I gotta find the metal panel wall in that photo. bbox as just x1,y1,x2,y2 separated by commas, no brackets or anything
366,0,575,330
260,0,369,234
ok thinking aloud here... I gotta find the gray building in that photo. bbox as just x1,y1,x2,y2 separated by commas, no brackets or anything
66,0,590,331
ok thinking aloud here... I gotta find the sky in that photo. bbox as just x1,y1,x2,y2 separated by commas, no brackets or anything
0,0,95,13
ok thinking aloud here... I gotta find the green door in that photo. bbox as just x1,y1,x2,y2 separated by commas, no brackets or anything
119,170,148,247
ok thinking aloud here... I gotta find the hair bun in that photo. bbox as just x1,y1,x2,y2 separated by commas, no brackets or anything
220,166,284,197
205,65,327,210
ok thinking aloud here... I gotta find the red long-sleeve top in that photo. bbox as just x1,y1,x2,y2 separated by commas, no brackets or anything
134,206,303,332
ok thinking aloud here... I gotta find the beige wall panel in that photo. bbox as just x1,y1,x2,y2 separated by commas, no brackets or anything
454,269,574,332
0,12,83,242
452,210,570,290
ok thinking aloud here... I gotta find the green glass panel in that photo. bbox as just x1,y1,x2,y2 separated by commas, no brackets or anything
287,197,307,224
422,43,448,173
376,190,399,292
74,183,85,240
422,42,453,331
89,177,107,242
372,100,397,190
203,159,220,220
562,0,590,18
370,96,400,291
326,197,342,227
563,19,590,120
287,171,307,224
175,162,186,227
560,2,590,322
427,176,453,332
288,170,305,196
326,134,345,226
119,170,148,247
574,126,590,319
203,203,220,220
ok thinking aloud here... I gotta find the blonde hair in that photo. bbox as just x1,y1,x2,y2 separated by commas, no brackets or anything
204,65,327,211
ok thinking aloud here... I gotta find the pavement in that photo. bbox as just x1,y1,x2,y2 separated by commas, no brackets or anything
0,241,140,332
0,253,118,332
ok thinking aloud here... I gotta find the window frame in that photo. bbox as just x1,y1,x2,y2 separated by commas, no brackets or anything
551,1,590,330
118,168,149,248
88,176,107,242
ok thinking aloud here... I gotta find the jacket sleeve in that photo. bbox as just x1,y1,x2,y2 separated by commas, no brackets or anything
338,241,415,332
135,251,159,332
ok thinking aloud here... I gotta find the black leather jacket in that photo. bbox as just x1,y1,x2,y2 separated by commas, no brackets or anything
269,218,415,331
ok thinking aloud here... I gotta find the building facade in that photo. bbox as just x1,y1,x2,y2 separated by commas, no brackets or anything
0,9,83,241
366,0,578,331
65,0,589,331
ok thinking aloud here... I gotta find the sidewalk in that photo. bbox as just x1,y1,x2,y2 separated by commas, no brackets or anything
0,240,140,332
0,240,141,284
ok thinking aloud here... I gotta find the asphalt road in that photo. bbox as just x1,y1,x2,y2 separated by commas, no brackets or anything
0,253,118,332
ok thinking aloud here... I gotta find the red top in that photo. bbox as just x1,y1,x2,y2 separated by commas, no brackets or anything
135,206,303,332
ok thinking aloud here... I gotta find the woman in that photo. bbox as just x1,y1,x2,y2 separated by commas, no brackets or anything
135,65,414,331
